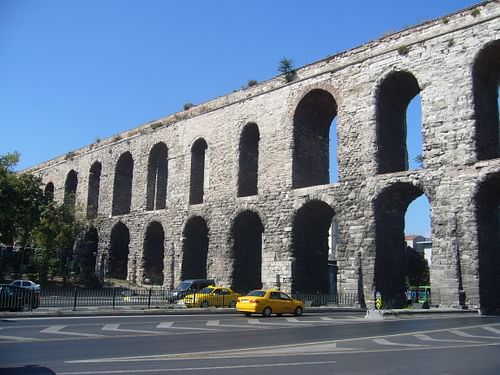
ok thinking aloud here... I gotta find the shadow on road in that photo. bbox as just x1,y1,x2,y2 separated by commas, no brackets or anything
0,365,56,374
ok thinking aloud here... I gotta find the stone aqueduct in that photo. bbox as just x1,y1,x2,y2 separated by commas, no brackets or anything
30,2,500,310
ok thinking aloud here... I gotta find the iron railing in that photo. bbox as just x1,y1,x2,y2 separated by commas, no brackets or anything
35,288,359,310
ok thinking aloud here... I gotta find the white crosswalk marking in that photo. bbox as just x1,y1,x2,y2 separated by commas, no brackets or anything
156,322,218,331
482,326,500,335
206,320,267,329
450,329,500,340
248,319,311,326
373,338,425,347
0,334,41,342
41,325,104,337
413,333,481,344
102,324,161,335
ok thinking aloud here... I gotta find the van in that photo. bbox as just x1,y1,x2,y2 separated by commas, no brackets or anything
169,279,215,301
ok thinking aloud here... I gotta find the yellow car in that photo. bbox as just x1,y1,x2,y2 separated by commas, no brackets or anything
236,289,304,317
183,286,240,308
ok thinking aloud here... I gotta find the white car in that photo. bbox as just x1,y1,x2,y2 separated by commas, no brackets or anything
10,280,41,292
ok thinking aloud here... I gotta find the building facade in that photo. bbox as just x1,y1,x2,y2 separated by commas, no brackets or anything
29,2,500,311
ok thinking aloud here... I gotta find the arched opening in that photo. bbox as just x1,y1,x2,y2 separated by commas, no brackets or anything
476,173,500,312
44,182,54,201
292,89,338,188
238,123,259,197
112,152,134,216
374,183,423,308
74,227,99,287
231,211,264,293
87,161,101,219
473,40,500,161
181,216,209,280
189,139,208,205
291,200,334,293
143,221,165,285
108,222,130,280
146,143,168,211
64,170,78,208
329,118,339,182
376,71,421,174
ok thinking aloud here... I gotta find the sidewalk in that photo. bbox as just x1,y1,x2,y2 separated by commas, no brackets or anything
0,305,478,319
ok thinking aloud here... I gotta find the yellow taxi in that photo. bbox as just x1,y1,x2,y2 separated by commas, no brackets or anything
236,289,304,317
183,286,240,308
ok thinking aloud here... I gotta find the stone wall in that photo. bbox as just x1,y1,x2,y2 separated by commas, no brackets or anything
29,1,500,310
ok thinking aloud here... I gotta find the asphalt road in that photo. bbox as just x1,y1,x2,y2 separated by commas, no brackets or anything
1,311,499,374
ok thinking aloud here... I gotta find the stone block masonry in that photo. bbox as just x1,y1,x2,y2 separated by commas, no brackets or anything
29,1,500,311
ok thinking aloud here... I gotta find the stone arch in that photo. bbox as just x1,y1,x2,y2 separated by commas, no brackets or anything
189,138,208,205
44,182,54,201
374,182,424,307
230,210,264,293
473,39,500,161
108,221,130,279
75,227,99,283
87,161,101,219
112,152,134,216
475,172,500,312
64,170,78,208
291,200,335,293
181,216,209,279
143,221,165,285
238,123,260,197
376,70,421,174
146,142,168,211
292,89,338,188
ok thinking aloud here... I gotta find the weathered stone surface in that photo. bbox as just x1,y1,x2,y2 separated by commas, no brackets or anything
28,2,500,310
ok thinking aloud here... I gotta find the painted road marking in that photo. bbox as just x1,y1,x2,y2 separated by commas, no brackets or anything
372,338,426,347
102,324,161,335
450,329,500,340
41,325,105,337
413,333,482,344
156,322,218,331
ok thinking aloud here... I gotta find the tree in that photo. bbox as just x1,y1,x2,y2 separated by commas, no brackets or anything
33,201,86,284
278,57,296,83
0,152,49,278
405,246,430,288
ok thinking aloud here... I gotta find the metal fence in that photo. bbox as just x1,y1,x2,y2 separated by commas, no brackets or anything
36,288,359,311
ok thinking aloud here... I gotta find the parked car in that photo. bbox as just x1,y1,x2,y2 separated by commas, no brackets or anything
183,286,240,308
10,279,41,292
236,289,304,317
0,284,40,311
168,279,215,302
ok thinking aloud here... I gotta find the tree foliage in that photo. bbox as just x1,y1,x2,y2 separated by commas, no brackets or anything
405,247,430,287
278,57,296,83
0,152,92,285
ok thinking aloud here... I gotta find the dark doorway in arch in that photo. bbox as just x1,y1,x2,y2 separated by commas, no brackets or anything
112,152,134,216
374,183,423,308
109,222,130,280
291,200,334,294
143,221,165,285
238,123,260,197
189,139,208,205
45,182,54,201
64,170,78,208
476,173,500,312
146,143,168,211
376,71,421,174
87,162,101,219
293,89,338,188
231,211,264,293
473,40,500,161
181,216,209,280
75,227,99,286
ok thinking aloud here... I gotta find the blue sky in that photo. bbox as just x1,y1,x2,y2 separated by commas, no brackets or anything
0,0,482,237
